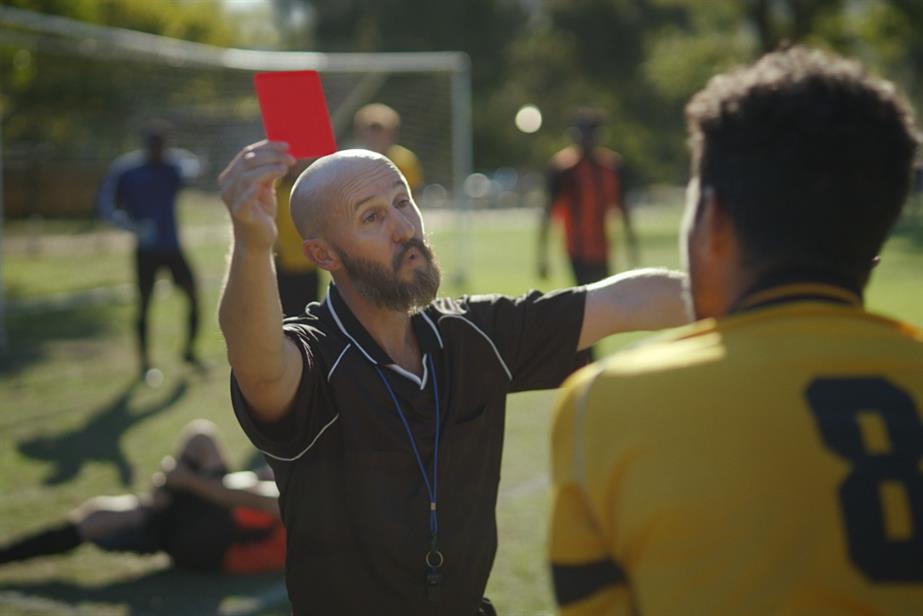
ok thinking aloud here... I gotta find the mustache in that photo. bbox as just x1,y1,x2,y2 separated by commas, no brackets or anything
392,237,434,272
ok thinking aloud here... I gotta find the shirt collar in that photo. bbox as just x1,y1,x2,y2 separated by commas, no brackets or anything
729,269,862,315
323,282,444,367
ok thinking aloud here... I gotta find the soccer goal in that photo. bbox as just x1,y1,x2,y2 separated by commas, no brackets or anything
0,5,474,350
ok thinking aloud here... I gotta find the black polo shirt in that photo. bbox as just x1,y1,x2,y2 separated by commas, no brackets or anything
231,283,586,615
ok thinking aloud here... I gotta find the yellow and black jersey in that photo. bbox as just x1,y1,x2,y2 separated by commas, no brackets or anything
274,177,316,274
387,144,424,193
550,282,923,615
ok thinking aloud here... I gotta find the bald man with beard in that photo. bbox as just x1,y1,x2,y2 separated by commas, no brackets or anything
217,141,688,615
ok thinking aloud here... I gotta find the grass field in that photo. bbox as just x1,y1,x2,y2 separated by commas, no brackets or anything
1,191,921,615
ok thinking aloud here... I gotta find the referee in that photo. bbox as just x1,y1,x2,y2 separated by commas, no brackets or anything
217,144,687,615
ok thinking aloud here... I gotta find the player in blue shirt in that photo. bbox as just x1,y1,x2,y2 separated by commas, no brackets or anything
97,121,202,378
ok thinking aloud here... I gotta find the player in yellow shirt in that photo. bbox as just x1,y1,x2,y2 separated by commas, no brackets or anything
274,161,319,316
549,46,923,615
353,103,424,193
275,103,425,317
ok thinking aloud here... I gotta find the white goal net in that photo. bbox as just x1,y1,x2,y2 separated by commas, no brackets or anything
0,5,474,349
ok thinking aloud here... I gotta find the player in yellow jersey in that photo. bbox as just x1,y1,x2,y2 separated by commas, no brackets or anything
353,103,424,193
274,161,320,316
549,46,923,615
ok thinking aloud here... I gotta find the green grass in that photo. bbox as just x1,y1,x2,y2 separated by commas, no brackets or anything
1,195,921,615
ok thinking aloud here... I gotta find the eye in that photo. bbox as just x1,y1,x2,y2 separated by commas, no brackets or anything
362,211,378,224
396,199,411,209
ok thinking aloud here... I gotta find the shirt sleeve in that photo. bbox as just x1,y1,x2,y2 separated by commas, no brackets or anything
462,287,587,393
549,368,634,615
230,323,329,462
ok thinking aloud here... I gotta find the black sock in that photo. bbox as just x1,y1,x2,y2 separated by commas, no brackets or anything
0,522,82,564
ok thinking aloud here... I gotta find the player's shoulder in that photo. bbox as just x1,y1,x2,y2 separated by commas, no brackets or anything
598,318,725,378
555,319,725,418
722,301,923,356
592,147,622,169
549,145,581,171
388,143,419,159
110,150,146,176
575,305,923,402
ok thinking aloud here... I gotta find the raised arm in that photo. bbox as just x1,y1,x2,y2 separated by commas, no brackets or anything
217,141,302,422
578,268,688,350
162,466,280,517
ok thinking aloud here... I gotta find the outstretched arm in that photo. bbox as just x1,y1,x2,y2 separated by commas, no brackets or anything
161,466,280,517
578,268,688,350
218,141,302,423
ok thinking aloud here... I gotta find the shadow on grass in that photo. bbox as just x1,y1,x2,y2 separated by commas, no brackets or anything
17,379,189,487
0,567,287,616
0,292,122,377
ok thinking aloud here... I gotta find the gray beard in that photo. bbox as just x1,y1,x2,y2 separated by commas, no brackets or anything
336,237,441,313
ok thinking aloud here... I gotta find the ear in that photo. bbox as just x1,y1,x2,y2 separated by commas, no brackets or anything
303,239,340,273
699,189,736,260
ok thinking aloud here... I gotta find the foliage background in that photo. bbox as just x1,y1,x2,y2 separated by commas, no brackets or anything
2,0,923,193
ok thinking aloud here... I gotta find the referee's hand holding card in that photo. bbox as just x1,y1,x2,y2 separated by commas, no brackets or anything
219,70,336,248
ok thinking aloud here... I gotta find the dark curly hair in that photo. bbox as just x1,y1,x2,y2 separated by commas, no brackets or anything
686,46,920,280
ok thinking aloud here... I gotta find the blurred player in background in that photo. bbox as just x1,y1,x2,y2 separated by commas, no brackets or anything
538,107,638,286
549,46,923,614
0,420,284,574
274,159,320,316
97,120,202,379
353,102,424,193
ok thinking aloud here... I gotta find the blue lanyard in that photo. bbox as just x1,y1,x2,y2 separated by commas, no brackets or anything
374,354,444,586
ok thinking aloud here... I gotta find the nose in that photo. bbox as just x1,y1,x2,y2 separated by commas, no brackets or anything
391,206,417,244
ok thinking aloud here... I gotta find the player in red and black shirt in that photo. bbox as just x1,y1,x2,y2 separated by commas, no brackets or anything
538,108,639,286
0,420,285,575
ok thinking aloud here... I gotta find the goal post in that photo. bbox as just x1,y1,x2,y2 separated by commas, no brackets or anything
0,5,474,348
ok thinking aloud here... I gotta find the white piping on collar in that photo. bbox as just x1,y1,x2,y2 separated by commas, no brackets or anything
326,294,378,364
385,352,428,390
327,344,352,382
437,314,512,381
420,311,444,349
326,292,440,389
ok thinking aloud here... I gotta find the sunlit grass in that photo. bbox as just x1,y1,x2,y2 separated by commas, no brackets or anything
1,195,921,615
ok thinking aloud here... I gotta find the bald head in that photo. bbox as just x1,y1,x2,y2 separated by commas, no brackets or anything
289,149,405,240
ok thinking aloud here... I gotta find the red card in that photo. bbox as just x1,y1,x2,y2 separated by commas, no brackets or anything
254,70,337,159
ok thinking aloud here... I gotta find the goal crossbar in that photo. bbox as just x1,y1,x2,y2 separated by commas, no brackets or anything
0,5,469,73
0,6,475,353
